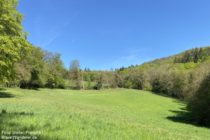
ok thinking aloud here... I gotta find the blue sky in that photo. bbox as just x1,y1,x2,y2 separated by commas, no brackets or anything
18,0,210,70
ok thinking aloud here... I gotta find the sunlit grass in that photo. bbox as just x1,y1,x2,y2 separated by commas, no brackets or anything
0,88,209,140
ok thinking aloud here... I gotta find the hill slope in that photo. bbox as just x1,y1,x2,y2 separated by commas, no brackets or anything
117,46,210,99
125,46,210,71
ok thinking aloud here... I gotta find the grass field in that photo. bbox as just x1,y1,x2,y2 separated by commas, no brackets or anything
0,88,210,140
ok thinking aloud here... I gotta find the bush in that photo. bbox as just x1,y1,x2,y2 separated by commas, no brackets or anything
152,78,169,94
45,78,56,88
187,73,210,126
94,82,102,90
19,80,28,89
94,75,103,90
29,80,43,89
45,77,66,89
124,80,133,89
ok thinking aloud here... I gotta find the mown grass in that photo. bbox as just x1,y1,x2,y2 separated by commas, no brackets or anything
0,88,209,140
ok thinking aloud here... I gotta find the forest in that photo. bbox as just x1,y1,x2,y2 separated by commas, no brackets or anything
0,0,210,138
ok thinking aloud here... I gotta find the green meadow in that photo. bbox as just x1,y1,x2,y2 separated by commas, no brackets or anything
0,88,210,140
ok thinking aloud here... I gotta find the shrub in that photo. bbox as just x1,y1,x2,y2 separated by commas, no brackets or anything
187,73,210,126
94,75,103,90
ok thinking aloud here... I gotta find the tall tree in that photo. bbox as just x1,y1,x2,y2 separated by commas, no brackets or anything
44,52,65,88
69,60,82,89
0,0,31,83
17,47,45,89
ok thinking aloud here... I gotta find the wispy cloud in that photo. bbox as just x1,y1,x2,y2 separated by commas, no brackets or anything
112,54,150,67
40,22,70,48
41,34,60,48
105,48,152,69
33,11,80,48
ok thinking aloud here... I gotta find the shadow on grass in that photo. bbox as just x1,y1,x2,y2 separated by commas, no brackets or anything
0,88,6,90
20,87,40,91
151,92,186,101
167,106,210,128
0,91,15,98
0,110,49,140
0,88,15,98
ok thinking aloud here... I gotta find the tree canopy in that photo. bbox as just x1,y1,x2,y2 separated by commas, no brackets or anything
0,0,32,83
